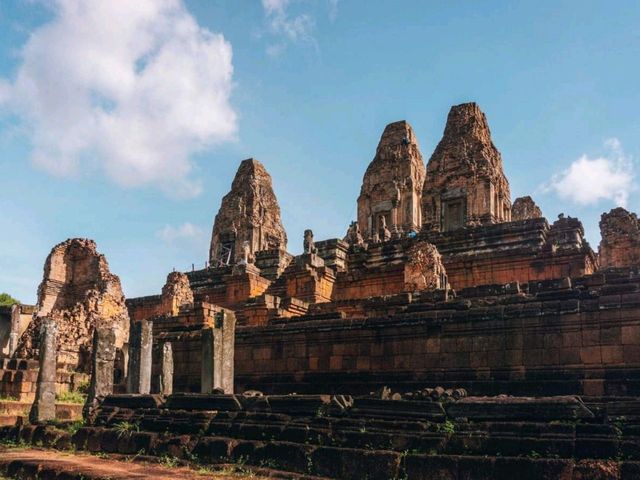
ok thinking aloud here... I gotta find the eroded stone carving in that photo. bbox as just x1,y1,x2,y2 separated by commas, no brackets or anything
422,103,511,231
599,207,640,269
304,229,317,254
404,241,447,292
343,221,365,247
161,271,194,316
357,121,426,239
512,196,542,221
209,159,287,266
15,239,129,371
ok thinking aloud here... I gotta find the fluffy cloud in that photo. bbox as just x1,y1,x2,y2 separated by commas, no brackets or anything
156,222,204,244
542,138,634,207
0,0,237,197
261,0,338,56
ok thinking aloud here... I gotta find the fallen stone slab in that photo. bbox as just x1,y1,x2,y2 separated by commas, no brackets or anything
102,394,165,409
351,398,446,420
445,395,594,421
165,393,242,411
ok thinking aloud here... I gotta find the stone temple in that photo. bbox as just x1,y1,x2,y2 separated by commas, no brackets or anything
3,102,640,479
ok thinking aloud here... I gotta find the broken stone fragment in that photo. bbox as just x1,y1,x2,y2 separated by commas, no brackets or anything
512,196,543,221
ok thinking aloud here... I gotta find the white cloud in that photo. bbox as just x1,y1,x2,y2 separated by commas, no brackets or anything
156,222,204,244
542,138,634,207
261,0,337,56
1,0,237,197
328,0,340,22
0,80,9,104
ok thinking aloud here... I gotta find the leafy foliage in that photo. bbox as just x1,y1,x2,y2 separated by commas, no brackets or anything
0,293,19,307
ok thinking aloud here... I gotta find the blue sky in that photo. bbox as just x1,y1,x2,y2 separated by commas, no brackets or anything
0,0,639,304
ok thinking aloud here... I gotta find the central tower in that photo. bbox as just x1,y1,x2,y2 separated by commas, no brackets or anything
421,103,511,231
357,121,426,240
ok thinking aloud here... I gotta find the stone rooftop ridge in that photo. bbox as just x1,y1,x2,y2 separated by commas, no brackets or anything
428,102,505,173
376,120,419,152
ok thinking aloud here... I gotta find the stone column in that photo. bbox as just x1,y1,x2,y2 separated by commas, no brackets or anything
201,310,236,394
29,318,57,423
160,342,173,395
126,320,153,394
220,311,236,394
83,327,116,419
8,305,21,356
201,327,214,394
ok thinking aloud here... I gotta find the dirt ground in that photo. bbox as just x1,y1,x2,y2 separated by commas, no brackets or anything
0,447,268,479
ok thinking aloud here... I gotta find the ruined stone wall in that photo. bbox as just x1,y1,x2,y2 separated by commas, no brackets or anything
14,239,129,371
512,196,542,221
424,217,596,290
599,207,640,269
127,271,194,322
151,303,234,393
209,159,287,267
422,103,511,231
235,272,640,397
0,358,88,401
357,121,426,239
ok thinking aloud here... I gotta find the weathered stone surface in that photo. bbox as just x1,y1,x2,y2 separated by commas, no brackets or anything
15,239,129,371
160,272,193,316
599,207,640,269
209,159,287,266
404,241,447,292
512,196,542,221
201,310,236,394
357,120,426,239
29,318,57,423
127,320,153,394
83,327,116,419
422,102,511,231
160,342,173,395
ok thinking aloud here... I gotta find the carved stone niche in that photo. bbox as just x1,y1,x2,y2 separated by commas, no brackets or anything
404,241,448,292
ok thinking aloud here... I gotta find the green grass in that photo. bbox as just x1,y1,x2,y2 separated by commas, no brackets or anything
0,395,19,402
56,391,86,404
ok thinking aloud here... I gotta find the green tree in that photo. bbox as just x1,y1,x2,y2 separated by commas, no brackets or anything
0,293,19,307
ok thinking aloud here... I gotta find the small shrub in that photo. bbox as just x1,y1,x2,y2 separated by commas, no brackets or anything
113,421,139,438
435,420,456,434
160,455,179,468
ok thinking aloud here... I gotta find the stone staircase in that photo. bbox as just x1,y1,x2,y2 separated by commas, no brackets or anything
3,393,640,479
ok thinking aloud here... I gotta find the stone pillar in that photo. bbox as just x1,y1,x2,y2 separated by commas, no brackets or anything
201,310,236,394
220,311,236,394
126,320,153,394
8,305,21,356
201,327,214,394
160,342,173,395
29,318,57,423
83,327,116,419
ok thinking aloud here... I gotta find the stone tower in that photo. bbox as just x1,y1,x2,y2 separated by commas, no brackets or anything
357,121,426,239
14,238,129,371
421,103,511,232
209,158,287,266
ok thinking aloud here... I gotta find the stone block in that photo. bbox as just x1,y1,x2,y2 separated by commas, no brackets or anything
580,346,603,365
311,446,401,480
601,345,624,364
